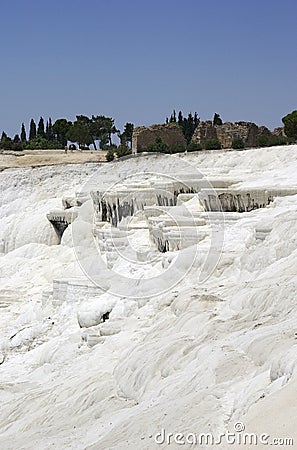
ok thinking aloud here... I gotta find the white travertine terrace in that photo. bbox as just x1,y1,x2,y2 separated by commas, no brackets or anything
2,147,297,449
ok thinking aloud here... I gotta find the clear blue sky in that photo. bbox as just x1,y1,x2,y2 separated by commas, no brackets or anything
0,0,296,137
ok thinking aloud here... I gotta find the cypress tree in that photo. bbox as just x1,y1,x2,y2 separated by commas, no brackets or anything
29,119,37,140
21,123,27,142
194,112,200,128
48,117,54,141
169,109,177,123
178,111,183,126
37,117,45,137
213,113,223,126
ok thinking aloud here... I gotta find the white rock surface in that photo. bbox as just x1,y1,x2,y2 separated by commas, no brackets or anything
0,147,297,449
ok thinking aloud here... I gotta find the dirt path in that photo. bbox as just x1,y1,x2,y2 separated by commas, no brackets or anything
0,149,107,170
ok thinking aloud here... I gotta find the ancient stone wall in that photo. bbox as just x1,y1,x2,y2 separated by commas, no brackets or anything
132,121,286,153
273,127,286,137
132,123,186,154
191,121,279,149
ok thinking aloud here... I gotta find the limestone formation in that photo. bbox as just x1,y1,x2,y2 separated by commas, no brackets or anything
199,188,297,212
47,209,78,242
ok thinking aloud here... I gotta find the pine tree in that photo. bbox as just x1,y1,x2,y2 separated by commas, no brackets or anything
120,122,134,147
13,134,21,143
29,119,37,140
37,117,45,137
21,123,27,142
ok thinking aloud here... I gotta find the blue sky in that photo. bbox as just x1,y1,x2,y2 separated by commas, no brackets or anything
0,0,296,137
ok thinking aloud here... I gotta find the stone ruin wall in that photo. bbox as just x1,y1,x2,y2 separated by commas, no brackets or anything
191,121,279,149
132,124,186,154
132,121,286,153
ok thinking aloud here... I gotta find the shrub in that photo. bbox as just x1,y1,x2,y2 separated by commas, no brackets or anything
187,142,202,152
232,138,245,149
257,135,288,147
115,144,131,158
257,134,269,147
147,137,169,153
0,136,15,150
13,142,24,151
286,136,296,144
205,139,221,150
169,143,186,154
269,136,288,146
25,137,63,149
106,149,115,161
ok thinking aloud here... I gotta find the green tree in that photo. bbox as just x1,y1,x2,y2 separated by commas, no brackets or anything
282,110,297,140
169,110,177,123
20,123,27,142
102,116,118,147
29,119,37,140
178,111,183,126
120,122,134,147
45,118,54,141
213,113,223,126
173,110,199,143
183,113,196,144
67,120,93,149
53,118,72,146
75,115,95,148
37,117,45,137
0,132,14,150
194,112,200,128
13,134,23,150
89,115,118,149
